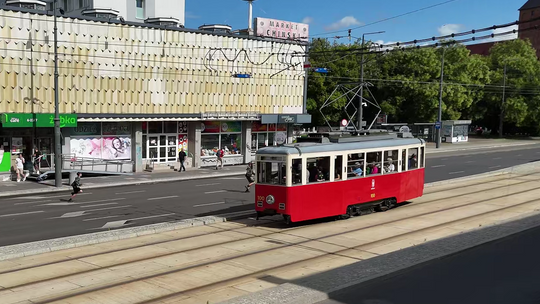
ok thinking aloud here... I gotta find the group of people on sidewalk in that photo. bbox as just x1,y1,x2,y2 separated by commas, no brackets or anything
13,148,43,182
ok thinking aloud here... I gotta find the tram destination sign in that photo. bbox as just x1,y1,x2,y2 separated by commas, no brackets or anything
1,113,78,128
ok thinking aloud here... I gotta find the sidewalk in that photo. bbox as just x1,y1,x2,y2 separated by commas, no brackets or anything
1,167,539,304
0,137,538,198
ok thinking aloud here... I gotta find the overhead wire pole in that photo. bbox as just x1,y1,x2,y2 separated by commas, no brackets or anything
357,31,384,131
303,43,309,114
53,0,62,187
436,46,445,149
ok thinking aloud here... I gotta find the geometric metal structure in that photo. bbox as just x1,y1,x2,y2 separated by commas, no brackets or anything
320,82,382,132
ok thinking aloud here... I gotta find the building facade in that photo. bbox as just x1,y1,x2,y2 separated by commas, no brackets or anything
519,0,540,58
0,7,309,175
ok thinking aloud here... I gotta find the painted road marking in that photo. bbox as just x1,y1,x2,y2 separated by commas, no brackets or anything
220,177,244,180
93,213,176,230
193,201,226,208
42,198,126,206
59,211,85,218
492,157,502,160
196,183,221,187
115,190,146,195
52,205,131,219
465,161,475,164
430,165,445,168
14,200,52,206
147,196,179,201
205,190,226,194
449,171,465,175
0,211,44,218
129,213,176,221
83,215,120,222
81,202,118,208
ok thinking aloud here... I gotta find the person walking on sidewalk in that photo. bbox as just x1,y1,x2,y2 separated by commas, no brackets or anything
216,148,224,170
245,162,255,192
15,153,28,182
68,172,83,202
32,148,43,175
177,148,187,172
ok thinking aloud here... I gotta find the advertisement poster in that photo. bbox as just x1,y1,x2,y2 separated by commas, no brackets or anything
11,137,23,154
178,134,188,151
0,145,9,172
178,121,188,133
102,137,131,160
221,121,241,133
70,138,102,158
202,121,220,133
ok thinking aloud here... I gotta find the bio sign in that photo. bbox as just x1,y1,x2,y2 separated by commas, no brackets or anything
1,113,77,128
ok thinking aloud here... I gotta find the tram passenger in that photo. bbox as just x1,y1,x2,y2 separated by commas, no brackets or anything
334,169,341,180
385,158,396,173
352,162,363,176
371,164,379,174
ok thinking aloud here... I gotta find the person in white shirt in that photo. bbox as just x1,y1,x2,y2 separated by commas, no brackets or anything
386,158,396,173
15,153,28,182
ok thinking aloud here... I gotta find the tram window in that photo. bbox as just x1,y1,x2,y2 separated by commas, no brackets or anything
257,161,286,185
334,155,343,181
407,148,419,170
402,150,407,171
307,157,330,183
366,151,382,175
347,153,365,178
384,150,398,173
292,159,302,185
420,147,425,168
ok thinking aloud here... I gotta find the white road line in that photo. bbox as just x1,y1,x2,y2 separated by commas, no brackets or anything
147,196,178,201
205,190,226,194
128,213,176,221
489,165,502,169
193,201,226,208
220,177,244,180
441,158,448,161
465,161,475,164
492,157,502,160
27,193,92,199
430,165,445,168
42,198,126,206
83,215,120,222
14,200,52,206
59,211,86,218
115,190,146,195
0,211,44,218
196,183,221,187
449,171,465,175
517,154,523,157
81,202,118,208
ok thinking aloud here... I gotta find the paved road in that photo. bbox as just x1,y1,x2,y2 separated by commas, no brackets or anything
316,225,540,304
0,146,539,247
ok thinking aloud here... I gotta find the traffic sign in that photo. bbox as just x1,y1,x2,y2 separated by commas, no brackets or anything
435,121,441,129
313,67,329,73
341,119,348,127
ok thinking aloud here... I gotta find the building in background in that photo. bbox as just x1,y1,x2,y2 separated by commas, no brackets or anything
0,5,310,175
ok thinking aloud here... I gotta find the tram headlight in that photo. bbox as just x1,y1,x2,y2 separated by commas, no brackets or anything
266,195,275,205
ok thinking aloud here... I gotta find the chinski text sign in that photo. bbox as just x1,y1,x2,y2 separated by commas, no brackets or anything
1,113,78,128
255,17,309,42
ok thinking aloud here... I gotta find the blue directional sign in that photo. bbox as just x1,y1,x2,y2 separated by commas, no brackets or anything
233,73,251,78
435,121,441,129
313,67,329,73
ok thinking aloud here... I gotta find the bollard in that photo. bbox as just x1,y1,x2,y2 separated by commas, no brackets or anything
68,171,77,186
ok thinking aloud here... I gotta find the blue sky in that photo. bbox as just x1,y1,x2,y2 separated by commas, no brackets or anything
185,0,523,45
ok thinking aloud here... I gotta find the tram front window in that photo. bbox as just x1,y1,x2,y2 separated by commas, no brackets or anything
257,161,287,185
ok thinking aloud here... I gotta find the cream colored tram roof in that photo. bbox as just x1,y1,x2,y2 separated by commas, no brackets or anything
256,138,425,156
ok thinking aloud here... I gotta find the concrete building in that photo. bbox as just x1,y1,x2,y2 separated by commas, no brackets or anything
0,6,310,176
519,0,540,58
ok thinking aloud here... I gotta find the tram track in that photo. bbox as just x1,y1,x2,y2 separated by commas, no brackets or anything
1,173,538,278
6,175,540,304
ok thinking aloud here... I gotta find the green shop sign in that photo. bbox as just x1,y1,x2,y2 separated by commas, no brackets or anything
1,113,78,128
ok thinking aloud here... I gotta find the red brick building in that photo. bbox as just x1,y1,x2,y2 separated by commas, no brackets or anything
467,0,540,57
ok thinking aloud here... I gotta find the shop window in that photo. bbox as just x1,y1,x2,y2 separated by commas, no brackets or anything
334,155,343,181
268,132,275,146
407,148,419,170
384,150,398,174
366,151,382,175
164,121,177,134
148,122,163,134
307,156,330,183
347,152,365,179
292,158,302,185
221,134,241,155
257,133,267,149
201,134,219,156
142,135,147,159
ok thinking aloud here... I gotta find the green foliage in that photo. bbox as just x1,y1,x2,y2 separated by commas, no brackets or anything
306,37,540,135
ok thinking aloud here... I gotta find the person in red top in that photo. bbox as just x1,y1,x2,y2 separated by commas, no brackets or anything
216,148,224,170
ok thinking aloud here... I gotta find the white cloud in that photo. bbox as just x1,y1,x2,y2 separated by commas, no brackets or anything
487,24,519,42
302,17,314,24
325,16,362,31
437,24,465,36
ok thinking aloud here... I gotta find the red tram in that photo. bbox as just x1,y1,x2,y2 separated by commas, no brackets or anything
254,134,426,223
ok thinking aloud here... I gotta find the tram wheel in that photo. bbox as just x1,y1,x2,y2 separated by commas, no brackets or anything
283,215,292,225
341,206,353,220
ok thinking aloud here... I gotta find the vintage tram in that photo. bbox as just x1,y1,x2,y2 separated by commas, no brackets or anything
254,133,426,224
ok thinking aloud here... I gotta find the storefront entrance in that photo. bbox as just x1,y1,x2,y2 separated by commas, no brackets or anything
147,134,177,163
142,121,189,164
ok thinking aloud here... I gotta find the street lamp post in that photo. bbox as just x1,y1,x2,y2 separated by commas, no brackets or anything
358,31,385,131
53,0,62,187
436,46,445,149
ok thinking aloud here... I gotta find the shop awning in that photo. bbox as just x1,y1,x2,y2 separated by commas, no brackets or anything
77,112,262,122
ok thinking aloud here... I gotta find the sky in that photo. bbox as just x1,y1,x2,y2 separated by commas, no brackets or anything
184,0,524,46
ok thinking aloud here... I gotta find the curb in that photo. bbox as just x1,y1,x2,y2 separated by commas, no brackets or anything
0,210,256,262
0,170,245,199
426,142,540,154
218,210,540,304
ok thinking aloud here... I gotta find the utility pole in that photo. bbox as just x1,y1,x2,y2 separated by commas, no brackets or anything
302,43,309,114
357,31,384,131
499,63,507,138
53,0,62,187
436,47,445,149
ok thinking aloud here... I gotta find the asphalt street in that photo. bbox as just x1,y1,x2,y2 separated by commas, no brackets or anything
316,225,540,304
0,146,539,247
